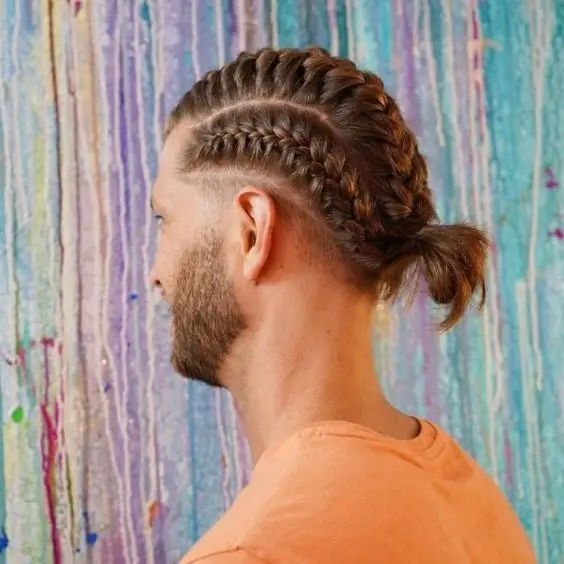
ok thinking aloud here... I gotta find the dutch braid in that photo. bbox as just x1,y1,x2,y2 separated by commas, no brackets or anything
185,104,387,261
167,47,490,330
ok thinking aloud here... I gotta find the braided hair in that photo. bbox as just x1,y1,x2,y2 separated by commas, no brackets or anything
166,47,490,330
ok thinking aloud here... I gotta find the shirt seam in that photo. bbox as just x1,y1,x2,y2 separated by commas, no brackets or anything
188,547,273,563
305,428,445,456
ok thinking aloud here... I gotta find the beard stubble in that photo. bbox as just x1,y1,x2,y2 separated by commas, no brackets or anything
170,234,245,387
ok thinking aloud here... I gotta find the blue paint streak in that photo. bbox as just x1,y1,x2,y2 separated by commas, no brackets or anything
307,3,331,51
139,0,150,26
83,511,98,547
276,0,309,47
187,382,199,543
0,527,8,554
335,0,348,58
86,531,98,546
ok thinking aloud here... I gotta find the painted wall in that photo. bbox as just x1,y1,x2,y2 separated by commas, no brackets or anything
0,1,562,563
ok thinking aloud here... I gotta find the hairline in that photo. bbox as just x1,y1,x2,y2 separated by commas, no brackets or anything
178,166,353,285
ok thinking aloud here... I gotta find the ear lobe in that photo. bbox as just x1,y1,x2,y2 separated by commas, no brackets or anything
235,188,276,283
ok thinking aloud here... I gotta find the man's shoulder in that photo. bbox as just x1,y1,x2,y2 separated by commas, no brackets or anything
180,422,535,563
258,419,446,494
182,425,447,563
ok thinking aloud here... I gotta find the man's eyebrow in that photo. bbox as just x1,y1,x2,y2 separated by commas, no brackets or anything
150,195,157,213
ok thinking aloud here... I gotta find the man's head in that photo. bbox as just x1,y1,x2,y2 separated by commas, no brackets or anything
150,47,490,387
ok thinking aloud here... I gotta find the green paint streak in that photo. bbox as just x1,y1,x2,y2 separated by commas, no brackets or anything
65,453,76,549
11,405,24,424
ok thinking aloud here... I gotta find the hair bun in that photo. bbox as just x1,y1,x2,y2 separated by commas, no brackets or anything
414,223,491,330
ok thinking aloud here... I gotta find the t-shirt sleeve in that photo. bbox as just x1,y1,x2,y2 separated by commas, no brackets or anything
186,548,268,563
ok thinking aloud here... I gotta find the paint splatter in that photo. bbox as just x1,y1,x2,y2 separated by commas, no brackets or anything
545,167,559,189
1,351,17,366
82,511,99,547
147,500,162,528
549,228,564,240
86,531,98,546
0,527,9,553
11,406,24,424
67,0,82,16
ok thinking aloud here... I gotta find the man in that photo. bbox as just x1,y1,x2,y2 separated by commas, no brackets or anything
150,47,535,563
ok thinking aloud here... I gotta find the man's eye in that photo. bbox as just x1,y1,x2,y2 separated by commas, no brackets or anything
154,215,164,227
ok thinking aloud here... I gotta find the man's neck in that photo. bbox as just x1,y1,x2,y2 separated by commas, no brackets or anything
223,286,419,462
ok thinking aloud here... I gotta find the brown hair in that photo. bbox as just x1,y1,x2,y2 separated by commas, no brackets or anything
166,47,490,331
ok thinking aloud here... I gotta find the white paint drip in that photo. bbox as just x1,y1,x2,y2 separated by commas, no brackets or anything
345,0,356,60
327,0,340,56
112,3,140,560
88,0,134,558
524,1,552,558
466,0,498,483
270,0,279,49
516,281,541,558
133,3,157,561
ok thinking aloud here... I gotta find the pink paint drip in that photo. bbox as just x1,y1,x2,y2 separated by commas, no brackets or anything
17,337,58,396
470,4,506,373
545,167,559,189
41,404,61,563
471,4,497,156
14,334,64,561
419,294,439,418
471,9,480,73
40,339,63,564
471,5,487,134
17,346,28,378
67,0,82,16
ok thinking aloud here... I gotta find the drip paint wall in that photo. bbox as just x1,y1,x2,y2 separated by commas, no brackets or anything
0,1,562,563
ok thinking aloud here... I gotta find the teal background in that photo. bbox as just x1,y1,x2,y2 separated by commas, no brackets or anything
0,1,562,562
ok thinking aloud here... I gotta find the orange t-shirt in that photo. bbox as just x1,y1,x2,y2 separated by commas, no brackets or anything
181,420,536,563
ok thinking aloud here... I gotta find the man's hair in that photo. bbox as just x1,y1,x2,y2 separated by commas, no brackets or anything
166,47,490,330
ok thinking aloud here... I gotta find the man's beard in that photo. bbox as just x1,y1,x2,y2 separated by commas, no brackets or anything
170,233,245,387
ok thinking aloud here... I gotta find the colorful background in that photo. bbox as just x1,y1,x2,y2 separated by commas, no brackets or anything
0,1,562,562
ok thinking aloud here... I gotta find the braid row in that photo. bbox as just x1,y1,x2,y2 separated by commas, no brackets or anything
186,104,391,263
169,48,435,257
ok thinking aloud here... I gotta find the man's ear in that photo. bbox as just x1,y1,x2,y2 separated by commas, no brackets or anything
234,187,276,283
